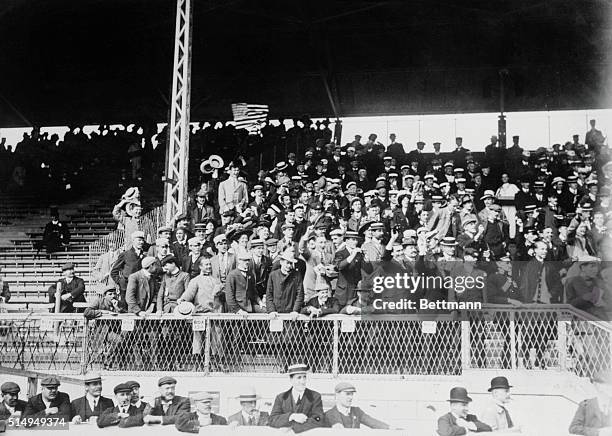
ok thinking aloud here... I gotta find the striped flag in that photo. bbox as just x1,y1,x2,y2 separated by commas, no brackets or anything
231,103,269,135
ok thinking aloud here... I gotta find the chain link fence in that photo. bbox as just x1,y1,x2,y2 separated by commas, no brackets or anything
0,306,609,379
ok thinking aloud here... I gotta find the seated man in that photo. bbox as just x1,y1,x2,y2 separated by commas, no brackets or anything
301,284,340,318
144,376,190,425
0,382,27,420
569,370,612,435
325,382,390,429
228,387,269,427
480,376,521,432
23,377,71,425
47,262,86,313
437,387,491,436
126,381,150,414
175,392,227,432
70,373,114,424
97,383,144,428
269,364,324,433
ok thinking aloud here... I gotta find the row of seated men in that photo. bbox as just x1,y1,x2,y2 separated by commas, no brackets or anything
1,366,610,434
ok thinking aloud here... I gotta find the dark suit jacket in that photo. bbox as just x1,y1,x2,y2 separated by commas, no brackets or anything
70,395,114,421
519,258,563,303
265,269,304,313
172,241,189,262
175,412,227,432
250,256,272,299
148,396,191,425
97,405,144,428
0,400,27,420
126,269,156,314
569,398,612,436
47,277,86,313
324,405,389,429
182,254,204,280
334,248,372,306
227,410,269,426
23,392,71,422
301,296,340,316
269,388,324,434
437,412,492,436
225,269,258,313
110,247,146,291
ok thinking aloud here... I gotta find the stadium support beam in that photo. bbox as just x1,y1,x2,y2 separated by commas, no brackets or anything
164,0,193,223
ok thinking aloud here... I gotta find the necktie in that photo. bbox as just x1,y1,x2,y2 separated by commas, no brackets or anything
500,406,514,428
163,403,169,413
248,416,255,426
93,399,98,410
296,395,302,407
121,407,127,414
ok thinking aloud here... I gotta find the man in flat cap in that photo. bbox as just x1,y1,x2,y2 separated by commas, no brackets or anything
23,377,71,423
47,262,86,313
325,382,389,429
70,373,114,424
569,369,612,435
228,387,269,427
480,376,520,432
0,382,26,419
144,376,190,425
157,255,190,314
269,364,324,433
437,387,491,436
211,234,236,284
175,392,227,432
126,381,150,414
111,230,148,311
97,383,144,428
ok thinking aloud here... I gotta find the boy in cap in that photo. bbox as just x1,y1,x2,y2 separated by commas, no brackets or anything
480,376,520,432
0,382,26,419
70,373,114,424
569,369,612,435
47,262,86,313
228,387,269,427
325,382,390,429
23,377,71,423
175,392,227,432
97,383,144,428
437,387,491,436
144,376,190,425
269,364,324,433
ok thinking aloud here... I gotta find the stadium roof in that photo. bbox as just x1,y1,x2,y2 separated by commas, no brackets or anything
0,0,611,127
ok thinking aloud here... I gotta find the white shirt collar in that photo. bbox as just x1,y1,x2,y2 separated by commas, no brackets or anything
292,388,304,404
336,405,351,416
86,393,98,409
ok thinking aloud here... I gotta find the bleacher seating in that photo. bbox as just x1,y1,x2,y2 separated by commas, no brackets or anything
0,194,116,306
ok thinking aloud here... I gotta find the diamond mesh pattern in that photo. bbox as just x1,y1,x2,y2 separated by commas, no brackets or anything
565,320,612,379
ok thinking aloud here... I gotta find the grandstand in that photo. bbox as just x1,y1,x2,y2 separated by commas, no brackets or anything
1,0,612,435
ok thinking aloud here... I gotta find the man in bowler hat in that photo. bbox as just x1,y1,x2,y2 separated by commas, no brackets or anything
437,387,491,436
480,376,520,432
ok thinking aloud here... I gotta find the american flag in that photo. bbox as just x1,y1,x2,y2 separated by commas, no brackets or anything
231,103,269,135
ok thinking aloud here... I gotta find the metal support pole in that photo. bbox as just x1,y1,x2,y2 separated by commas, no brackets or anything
332,320,339,377
461,320,470,370
80,320,89,374
509,312,516,370
203,319,211,375
164,0,193,223
557,320,567,371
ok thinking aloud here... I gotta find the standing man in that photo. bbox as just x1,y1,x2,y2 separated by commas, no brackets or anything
228,387,269,427
269,364,324,433
125,256,158,315
218,162,249,213
334,231,372,310
111,230,147,311
97,383,144,428
437,387,491,436
144,377,191,426
47,262,86,313
0,382,26,420
23,377,71,423
480,376,520,432
325,382,390,429
70,373,114,424
211,234,235,284
225,252,261,314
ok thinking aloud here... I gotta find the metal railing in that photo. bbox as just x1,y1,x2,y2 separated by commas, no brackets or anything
87,205,166,297
0,305,609,378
